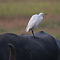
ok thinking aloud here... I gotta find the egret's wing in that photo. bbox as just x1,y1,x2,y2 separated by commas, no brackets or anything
28,14,38,25
26,14,39,32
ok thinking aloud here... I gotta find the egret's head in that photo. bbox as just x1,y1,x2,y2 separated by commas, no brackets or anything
39,13,44,16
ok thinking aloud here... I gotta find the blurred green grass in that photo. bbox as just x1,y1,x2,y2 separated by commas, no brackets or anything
40,20,60,28
0,1,60,17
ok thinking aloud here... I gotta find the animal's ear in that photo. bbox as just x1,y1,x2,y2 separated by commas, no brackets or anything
8,43,14,48
8,43,16,60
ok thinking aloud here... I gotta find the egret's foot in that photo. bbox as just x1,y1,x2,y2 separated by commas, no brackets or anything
33,35,39,39
33,36,36,39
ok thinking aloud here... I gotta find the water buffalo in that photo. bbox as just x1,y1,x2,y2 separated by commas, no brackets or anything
0,33,17,60
0,31,59,60
0,35,9,60
16,31,58,60
0,34,17,60
56,40,60,60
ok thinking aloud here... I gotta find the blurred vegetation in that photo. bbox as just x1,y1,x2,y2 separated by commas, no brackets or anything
0,1,60,17
40,20,60,28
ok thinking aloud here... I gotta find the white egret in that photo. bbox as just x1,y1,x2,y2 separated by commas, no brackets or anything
25,12,45,38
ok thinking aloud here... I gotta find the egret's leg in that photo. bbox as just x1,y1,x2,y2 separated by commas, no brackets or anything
31,30,35,38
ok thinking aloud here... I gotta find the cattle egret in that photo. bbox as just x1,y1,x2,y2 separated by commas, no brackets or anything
25,13,45,38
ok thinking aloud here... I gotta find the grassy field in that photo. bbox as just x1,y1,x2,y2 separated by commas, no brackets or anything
0,1,60,17
0,0,60,40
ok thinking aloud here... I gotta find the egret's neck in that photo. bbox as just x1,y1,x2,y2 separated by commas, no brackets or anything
39,14,44,20
39,14,43,17
39,15,43,19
